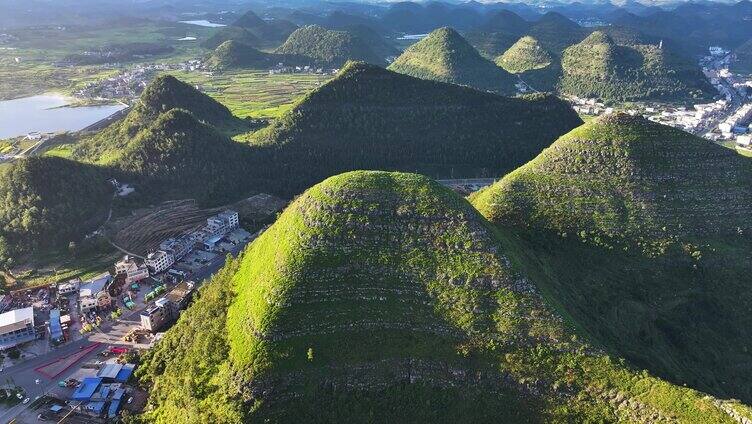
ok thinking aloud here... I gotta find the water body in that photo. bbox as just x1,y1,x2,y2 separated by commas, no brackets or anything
397,34,429,40
179,20,226,27
0,94,126,139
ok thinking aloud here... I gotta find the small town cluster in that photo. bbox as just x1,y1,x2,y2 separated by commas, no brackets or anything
74,61,203,100
0,210,253,422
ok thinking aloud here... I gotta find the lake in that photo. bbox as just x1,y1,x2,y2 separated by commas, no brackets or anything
0,94,126,139
179,20,227,27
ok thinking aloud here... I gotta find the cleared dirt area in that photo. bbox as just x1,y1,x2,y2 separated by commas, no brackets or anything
107,194,286,255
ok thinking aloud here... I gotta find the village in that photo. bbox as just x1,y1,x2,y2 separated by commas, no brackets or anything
0,209,256,423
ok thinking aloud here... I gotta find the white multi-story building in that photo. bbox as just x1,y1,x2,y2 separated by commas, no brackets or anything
0,307,36,350
203,210,240,239
145,250,174,274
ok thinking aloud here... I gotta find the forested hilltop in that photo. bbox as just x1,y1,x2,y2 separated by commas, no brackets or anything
73,75,251,163
252,61,579,190
558,31,715,102
0,65,580,266
388,27,517,94
274,25,388,67
136,170,752,423
471,114,752,404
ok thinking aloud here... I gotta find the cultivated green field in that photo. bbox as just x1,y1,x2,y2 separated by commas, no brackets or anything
163,69,331,118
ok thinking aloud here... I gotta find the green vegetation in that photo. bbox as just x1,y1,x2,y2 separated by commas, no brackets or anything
471,113,752,254
60,42,174,66
732,38,752,74
471,114,752,404
0,21,212,100
232,10,297,45
157,69,330,119
138,170,751,423
274,25,386,67
0,156,113,266
73,74,250,163
496,36,553,73
388,27,516,94
112,108,258,205
251,62,581,194
5,65,577,263
559,31,715,102
204,41,282,71
464,31,521,59
8,243,118,290
495,36,561,92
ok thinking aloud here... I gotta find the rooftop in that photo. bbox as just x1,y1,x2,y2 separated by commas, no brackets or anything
0,307,34,333
80,273,111,297
165,281,195,304
97,363,123,380
72,377,103,401
147,250,170,260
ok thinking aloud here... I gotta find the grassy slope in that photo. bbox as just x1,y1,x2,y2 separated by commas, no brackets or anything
388,27,516,94
470,114,752,404
138,170,750,423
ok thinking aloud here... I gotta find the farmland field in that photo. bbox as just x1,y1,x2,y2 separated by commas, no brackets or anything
163,69,332,118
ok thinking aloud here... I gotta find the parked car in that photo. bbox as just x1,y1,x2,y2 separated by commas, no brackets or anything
22,397,30,404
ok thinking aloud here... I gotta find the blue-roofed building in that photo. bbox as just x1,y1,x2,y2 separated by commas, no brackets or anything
115,364,135,383
97,363,123,380
48,308,63,342
84,401,106,416
108,400,122,419
71,377,102,401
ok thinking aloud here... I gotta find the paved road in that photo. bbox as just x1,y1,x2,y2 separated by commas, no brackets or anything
0,338,106,423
